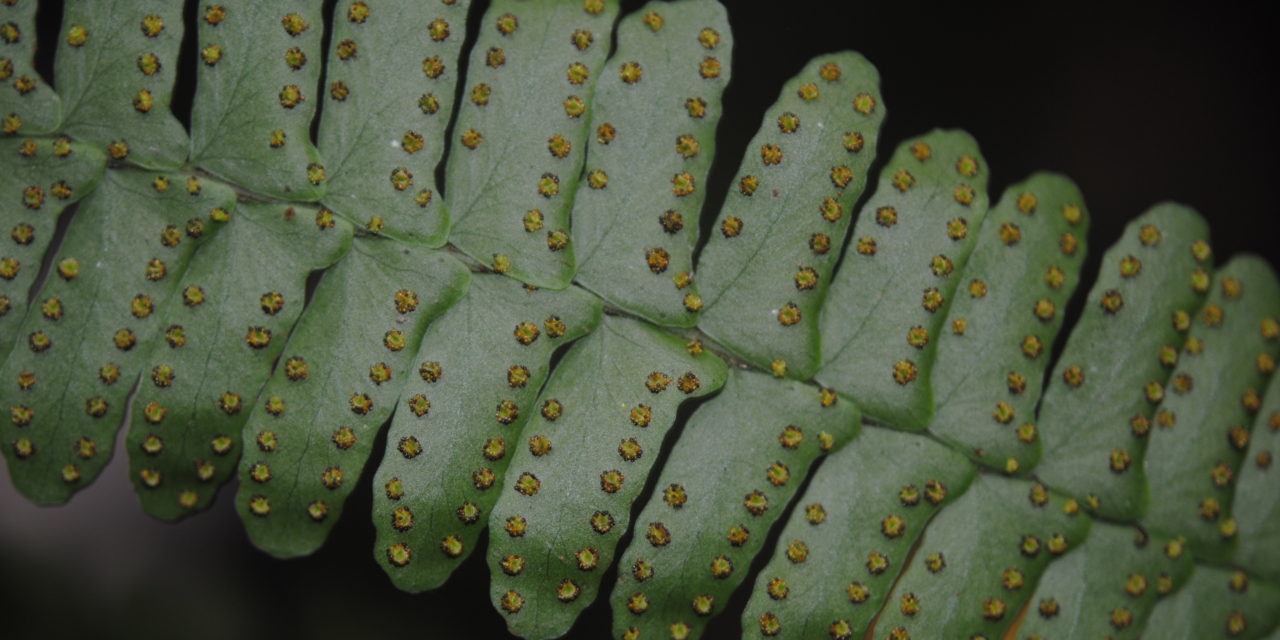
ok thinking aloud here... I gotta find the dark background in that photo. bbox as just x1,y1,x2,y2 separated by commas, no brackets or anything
4,1,1278,639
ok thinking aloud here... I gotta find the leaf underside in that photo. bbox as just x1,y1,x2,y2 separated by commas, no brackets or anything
371,273,602,593
610,367,859,640
874,475,1092,638
446,0,620,289
0,0,62,135
1234,368,1280,584
189,0,326,201
1035,203,1213,521
485,315,726,640
126,202,353,520
1142,255,1280,562
0,136,106,356
697,51,884,379
571,0,731,328
929,172,1089,474
818,130,990,430
1018,520,1195,640
1144,564,1280,640
317,0,471,246
1,169,235,505
1,3,1279,639
234,238,468,558
739,426,975,639
55,0,189,170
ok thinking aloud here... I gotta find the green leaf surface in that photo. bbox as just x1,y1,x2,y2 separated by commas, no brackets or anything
371,274,602,592
189,0,326,201
571,0,731,327
1017,521,1195,640
1036,204,1212,521
1143,255,1280,562
445,0,620,289
929,173,1089,474
740,426,976,640
696,52,883,378
53,0,188,169
0,169,234,504
1144,565,1280,640
0,136,105,357
1235,364,1280,584
485,314,726,640
875,475,1092,638
126,202,353,521
317,0,470,246
818,130,989,430
610,368,859,640
0,0,61,135
234,238,468,558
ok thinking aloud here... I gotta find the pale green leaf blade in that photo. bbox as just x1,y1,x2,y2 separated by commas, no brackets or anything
126,202,354,521
697,52,884,377
818,131,990,430
0,169,235,504
485,315,726,640
929,173,1089,474
372,274,602,592
610,368,859,640
53,0,188,169
317,0,471,245
1017,522,1195,640
1235,365,1280,584
1144,566,1280,640
1143,255,1280,561
445,0,620,289
234,238,469,558
740,426,976,640
189,1,326,201
0,0,61,135
874,475,1092,638
571,0,731,327
1036,204,1212,521
1,136,106,356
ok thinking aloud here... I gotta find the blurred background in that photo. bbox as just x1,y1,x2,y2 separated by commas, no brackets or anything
4,1,1278,638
